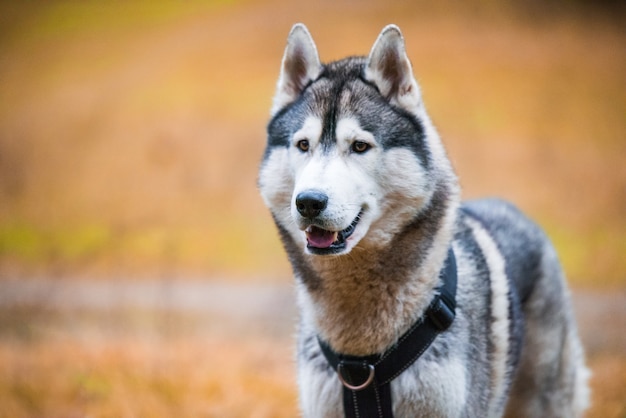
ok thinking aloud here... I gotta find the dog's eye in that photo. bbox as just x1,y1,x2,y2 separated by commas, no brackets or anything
351,141,371,154
296,139,310,152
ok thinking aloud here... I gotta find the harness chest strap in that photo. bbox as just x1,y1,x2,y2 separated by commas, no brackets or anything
318,248,457,418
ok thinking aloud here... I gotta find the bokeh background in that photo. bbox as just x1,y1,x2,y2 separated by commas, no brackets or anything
0,0,624,416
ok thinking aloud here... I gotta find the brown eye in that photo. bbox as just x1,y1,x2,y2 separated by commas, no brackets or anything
351,141,371,154
297,139,310,152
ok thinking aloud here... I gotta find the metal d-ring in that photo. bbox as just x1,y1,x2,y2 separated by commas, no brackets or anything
337,362,375,391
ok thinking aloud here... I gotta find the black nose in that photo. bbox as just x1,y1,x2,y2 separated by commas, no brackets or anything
295,190,328,219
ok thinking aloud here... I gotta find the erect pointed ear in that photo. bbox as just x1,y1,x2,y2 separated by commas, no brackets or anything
364,25,421,111
271,23,322,116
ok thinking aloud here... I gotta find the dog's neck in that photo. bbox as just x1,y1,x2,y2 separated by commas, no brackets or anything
296,184,460,356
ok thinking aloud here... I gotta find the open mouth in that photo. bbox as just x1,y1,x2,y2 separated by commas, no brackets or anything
305,212,362,255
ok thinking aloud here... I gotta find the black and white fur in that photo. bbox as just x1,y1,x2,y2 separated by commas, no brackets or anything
258,23,590,417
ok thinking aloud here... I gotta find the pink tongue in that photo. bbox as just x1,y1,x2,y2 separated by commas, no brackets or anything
306,226,338,248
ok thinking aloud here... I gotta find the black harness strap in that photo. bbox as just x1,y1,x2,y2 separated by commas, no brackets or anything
319,248,457,418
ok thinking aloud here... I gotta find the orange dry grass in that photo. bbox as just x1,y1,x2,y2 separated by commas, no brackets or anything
588,355,626,418
0,337,624,417
0,337,298,417
0,289,623,417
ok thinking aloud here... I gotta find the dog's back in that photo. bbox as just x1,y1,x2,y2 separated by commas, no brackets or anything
459,199,590,417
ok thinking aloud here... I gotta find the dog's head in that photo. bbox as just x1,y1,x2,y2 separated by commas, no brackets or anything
260,24,447,256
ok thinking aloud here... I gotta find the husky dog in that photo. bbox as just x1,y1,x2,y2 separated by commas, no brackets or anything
258,23,590,418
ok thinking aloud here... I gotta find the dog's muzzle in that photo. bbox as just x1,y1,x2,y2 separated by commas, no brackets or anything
295,190,362,255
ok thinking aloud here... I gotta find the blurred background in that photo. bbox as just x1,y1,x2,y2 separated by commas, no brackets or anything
0,0,624,416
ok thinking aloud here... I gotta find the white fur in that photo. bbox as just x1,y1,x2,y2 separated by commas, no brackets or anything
335,118,377,152
259,148,292,219
390,356,468,417
293,116,323,148
466,217,511,417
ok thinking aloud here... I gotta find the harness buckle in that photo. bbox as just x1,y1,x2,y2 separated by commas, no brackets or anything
337,361,375,391
428,295,456,331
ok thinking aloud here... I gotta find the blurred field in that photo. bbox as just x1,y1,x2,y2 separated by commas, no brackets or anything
0,0,625,416
0,279,625,417
0,279,300,417
1,0,625,285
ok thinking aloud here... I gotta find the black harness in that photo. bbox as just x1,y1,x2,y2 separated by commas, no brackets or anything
318,248,457,418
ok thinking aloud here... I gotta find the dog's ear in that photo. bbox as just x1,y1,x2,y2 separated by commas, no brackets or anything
365,25,421,111
271,23,322,116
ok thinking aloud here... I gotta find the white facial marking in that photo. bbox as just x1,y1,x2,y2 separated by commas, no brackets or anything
335,117,376,152
292,116,323,153
361,148,431,247
288,117,384,254
259,148,292,210
284,115,436,255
